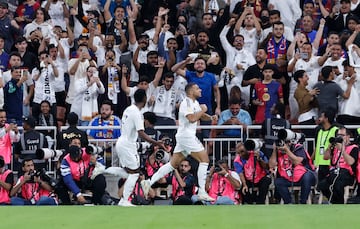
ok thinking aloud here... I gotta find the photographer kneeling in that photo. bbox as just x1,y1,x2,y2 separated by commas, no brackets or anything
10,158,57,205
317,127,358,204
269,129,316,204
58,143,107,205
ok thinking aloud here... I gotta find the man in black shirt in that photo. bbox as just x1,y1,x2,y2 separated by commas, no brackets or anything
56,112,88,151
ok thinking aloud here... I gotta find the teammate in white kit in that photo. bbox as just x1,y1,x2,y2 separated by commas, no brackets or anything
141,83,218,201
115,89,164,206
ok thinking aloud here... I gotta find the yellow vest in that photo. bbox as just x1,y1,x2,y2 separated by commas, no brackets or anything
314,126,338,166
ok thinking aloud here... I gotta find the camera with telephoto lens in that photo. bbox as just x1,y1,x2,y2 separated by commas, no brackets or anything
276,129,305,146
154,148,170,163
36,148,65,161
86,144,104,155
329,136,343,145
154,137,173,163
244,139,263,151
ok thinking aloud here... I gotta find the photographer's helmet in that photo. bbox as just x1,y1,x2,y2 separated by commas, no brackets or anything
69,145,82,161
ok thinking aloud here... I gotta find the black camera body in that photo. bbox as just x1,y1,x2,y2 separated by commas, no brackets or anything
329,136,343,144
28,169,42,182
163,138,173,148
28,169,57,187
275,139,285,147
214,163,222,172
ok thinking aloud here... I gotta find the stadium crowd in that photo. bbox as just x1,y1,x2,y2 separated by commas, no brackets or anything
2,0,360,205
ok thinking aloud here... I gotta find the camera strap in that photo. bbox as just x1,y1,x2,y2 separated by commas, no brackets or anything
330,148,342,167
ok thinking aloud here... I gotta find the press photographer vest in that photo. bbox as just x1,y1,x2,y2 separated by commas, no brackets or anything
208,172,239,204
314,126,338,166
331,144,357,175
0,170,12,204
277,144,314,182
145,160,163,177
64,151,92,182
171,174,195,201
18,176,51,201
234,153,267,184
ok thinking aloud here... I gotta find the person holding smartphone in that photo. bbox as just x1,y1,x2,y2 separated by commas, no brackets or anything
71,65,105,126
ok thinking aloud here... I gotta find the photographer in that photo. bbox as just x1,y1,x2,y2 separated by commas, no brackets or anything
117,173,155,206
10,158,57,205
317,127,358,204
0,156,14,205
59,144,107,205
234,142,271,204
144,135,173,188
269,132,315,204
191,159,241,205
167,158,196,205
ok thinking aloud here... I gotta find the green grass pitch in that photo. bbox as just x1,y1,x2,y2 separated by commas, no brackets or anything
1,205,358,229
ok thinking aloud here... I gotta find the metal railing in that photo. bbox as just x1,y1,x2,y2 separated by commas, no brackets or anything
11,124,360,170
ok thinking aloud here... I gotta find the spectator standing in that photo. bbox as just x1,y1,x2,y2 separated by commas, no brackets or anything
293,70,319,133
71,66,105,126
268,0,302,30
31,51,59,119
3,67,28,125
220,18,256,107
252,64,284,124
0,1,22,54
313,66,354,113
152,72,183,137
0,109,20,166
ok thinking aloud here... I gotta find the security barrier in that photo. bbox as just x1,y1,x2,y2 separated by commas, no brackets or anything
10,124,360,170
